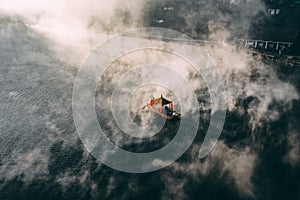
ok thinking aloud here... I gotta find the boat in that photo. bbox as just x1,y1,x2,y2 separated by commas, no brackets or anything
143,95,181,120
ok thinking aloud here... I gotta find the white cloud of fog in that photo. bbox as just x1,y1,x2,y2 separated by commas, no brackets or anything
203,29,299,128
0,149,49,183
158,142,257,198
2,1,297,131
0,0,147,64
161,175,188,200
0,1,299,199
284,130,300,166
95,48,203,146
54,150,102,199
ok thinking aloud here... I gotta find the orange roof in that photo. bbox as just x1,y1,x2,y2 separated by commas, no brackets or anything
151,95,172,106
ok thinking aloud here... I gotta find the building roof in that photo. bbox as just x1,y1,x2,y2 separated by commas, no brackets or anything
151,95,172,106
